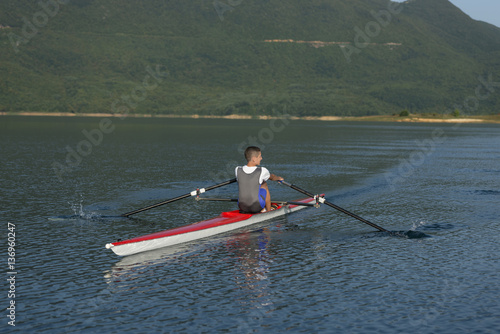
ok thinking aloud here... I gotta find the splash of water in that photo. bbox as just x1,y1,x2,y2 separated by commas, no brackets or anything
397,221,431,239
411,221,428,231
68,195,100,220
402,230,430,239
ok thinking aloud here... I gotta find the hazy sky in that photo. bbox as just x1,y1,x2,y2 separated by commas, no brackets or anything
394,0,500,28
449,0,500,27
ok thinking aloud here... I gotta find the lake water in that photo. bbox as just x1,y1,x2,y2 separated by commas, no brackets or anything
1,116,499,333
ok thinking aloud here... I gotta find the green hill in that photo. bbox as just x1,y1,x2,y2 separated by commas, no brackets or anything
1,0,499,116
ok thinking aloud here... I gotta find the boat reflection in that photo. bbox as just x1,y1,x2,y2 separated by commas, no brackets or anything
225,227,276,319
103,241,201,282
226,227,272,286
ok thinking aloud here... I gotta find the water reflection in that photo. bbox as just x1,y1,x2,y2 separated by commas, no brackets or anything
227,229,273,305
220,227,279,332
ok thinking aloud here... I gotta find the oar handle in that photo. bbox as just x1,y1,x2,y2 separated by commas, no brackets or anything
279,180,388,232
121,178,237,217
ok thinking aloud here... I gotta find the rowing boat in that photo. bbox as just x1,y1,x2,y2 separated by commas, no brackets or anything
106,196,318,256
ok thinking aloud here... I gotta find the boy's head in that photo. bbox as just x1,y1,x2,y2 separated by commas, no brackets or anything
244,146,261,163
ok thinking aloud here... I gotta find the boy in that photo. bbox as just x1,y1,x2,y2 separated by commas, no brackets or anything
235,146,284,213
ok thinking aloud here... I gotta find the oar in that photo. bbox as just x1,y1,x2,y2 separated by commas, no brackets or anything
121,178,237,217
279,180,388,232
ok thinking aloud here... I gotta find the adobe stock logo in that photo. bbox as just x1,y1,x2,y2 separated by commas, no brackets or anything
384,73,500,192
7,0,70,53
341,2,404,63
213,0,244,21
208,110,292,186
51,64,168,182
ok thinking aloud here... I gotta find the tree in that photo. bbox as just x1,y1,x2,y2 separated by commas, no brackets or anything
399,109,409,117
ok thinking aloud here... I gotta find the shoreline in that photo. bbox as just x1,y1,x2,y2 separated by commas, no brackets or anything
1,111,499,124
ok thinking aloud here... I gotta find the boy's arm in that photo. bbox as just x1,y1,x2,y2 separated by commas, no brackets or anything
269,174,284,181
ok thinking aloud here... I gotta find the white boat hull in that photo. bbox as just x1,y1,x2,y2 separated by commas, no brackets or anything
106,197,315,256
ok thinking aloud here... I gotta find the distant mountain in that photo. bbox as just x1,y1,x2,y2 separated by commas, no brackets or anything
1,0,499,116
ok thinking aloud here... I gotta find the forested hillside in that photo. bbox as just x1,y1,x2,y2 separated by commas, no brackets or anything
1,0,499,116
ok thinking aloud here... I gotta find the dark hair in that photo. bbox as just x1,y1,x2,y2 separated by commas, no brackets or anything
244,146,261,162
